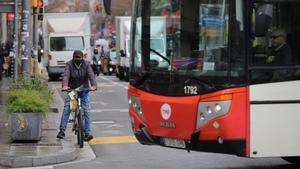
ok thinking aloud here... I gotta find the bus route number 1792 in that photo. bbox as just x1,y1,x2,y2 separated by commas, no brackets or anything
184,86,198,95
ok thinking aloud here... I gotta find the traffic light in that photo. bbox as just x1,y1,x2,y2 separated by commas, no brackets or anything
38,0,44,21
32,0,38,8
95,2,102,12
37,0,43,8
107,23,113,31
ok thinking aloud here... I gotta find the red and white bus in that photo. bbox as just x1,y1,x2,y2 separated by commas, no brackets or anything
127,0,300,164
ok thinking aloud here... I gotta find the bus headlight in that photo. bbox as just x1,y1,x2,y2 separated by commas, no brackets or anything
207,106,213,114
200,113,205,121
214,104,222,113
128,95,144,120
128,98,132,105
196,100,231,129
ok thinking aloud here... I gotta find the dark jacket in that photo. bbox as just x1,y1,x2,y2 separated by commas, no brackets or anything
62,60,97,89
269,43,292,65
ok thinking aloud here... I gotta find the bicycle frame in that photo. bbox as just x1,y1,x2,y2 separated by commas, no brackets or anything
67,87,87,148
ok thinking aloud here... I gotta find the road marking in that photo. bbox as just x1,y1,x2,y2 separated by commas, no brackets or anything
92,120,115,124
90,101,107,106
90,109,128,113
97,83,114,87
100,76,129,89
89,136,138,145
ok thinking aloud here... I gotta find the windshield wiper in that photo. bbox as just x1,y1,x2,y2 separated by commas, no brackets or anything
150,48,170,64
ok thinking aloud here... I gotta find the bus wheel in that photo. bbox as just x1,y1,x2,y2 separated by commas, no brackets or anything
282,157,300,165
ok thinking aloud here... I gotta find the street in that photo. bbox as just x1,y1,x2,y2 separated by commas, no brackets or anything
50,75,297,169
1,1,300,168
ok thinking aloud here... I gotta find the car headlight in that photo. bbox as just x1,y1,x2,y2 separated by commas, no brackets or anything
128,95,144,120
196,100,231,129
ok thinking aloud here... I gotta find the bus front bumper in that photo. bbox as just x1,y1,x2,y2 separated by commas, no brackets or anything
133,126,245,156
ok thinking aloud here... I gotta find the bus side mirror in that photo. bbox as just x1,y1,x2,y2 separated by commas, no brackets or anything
254,4,273,36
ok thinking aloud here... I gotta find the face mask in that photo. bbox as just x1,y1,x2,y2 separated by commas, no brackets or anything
74,59,83,66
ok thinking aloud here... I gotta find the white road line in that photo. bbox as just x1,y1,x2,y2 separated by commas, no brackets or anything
100,76,129,89
92,120,115,124
90,101,107,106
90,109,128,113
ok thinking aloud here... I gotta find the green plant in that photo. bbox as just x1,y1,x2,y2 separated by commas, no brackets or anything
5,77,53,116
11,77,49,91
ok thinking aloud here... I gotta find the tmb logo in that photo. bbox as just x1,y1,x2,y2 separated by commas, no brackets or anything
161,103,172,120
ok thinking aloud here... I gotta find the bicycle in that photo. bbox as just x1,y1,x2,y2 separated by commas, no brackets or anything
63,86,93,148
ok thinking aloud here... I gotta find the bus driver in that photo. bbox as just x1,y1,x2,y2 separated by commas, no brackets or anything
266,28,292,65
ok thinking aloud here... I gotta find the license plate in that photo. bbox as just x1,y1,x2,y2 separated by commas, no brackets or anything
163,138,186,148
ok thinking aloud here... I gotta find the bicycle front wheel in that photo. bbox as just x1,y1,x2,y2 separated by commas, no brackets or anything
77,108,84,148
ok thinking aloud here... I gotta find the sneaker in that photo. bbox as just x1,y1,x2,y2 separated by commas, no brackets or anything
56,130,65,139
84,134,93,141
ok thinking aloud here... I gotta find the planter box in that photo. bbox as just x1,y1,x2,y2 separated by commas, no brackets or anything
10,113,42,141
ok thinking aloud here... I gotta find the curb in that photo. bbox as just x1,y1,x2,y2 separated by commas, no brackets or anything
0,140,78,168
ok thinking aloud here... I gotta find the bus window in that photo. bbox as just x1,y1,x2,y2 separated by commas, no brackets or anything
132,0,142,68
250,2,300,84
149,0,181,70
199,0,229,72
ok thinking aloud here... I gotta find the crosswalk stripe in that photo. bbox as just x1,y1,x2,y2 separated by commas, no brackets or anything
89,136,138,145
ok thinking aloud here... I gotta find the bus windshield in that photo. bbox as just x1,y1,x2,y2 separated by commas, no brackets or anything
130,0,246,96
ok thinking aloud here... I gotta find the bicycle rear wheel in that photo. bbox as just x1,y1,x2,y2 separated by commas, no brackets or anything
77,108,84,148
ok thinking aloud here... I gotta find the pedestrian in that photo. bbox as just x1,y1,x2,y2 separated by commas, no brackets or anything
57,50,97,141
0,43,5,80
120,49,126,58
1,43,9,77
100,46,109,74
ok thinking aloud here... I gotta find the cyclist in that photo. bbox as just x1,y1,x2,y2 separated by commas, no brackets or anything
57,50,97,141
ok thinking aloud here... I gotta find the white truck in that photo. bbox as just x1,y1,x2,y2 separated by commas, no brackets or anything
43,12,92,80
115,16,131,81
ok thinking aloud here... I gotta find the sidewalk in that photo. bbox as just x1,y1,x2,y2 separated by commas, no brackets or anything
0,78,78,168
